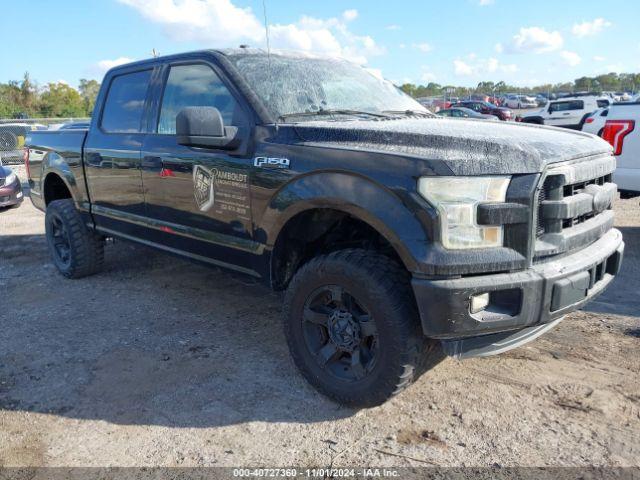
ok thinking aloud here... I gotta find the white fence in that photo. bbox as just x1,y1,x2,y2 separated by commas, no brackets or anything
0,118,90,164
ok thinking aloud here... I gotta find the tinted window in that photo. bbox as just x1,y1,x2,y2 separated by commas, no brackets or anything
101,70,151,133
597,99,610,108
549,100,584,113
158,64,242,134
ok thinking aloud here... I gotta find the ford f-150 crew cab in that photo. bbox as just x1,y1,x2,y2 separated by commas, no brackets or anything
25,49,624,406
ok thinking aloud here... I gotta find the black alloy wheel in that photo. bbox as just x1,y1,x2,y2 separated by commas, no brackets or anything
302,284,379,382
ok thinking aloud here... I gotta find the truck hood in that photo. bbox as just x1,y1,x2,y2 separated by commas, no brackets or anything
291,117,612,175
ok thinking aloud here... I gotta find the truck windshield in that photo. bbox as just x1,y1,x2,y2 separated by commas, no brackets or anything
226,52,428,122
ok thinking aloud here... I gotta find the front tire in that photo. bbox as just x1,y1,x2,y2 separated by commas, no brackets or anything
284,249,437,407
45,199,104,278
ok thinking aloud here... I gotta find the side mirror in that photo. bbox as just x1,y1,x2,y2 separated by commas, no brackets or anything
176,107,241,150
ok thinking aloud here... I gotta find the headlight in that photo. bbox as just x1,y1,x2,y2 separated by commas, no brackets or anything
4,172,17,185
418,176,510,249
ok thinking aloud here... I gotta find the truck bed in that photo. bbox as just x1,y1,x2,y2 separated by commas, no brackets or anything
26,129,90,212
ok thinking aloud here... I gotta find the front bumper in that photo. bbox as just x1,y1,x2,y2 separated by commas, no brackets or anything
0,181,24,207
411,228,624,343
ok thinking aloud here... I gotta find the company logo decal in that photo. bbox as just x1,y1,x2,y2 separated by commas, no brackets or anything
193,165,216,212
192,165,250,219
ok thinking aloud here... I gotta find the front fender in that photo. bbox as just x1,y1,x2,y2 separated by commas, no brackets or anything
259,172,432,273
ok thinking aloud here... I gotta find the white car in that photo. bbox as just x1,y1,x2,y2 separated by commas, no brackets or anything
581,107,609,136
504,95,537,109
602,102,640,197
521,95,610,129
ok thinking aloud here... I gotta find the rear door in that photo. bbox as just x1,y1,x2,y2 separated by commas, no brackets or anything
84,67,155,235
547,100,584,127
139,60,259,274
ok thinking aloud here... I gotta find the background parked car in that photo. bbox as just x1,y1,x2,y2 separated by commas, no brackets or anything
602,102,640,197
535,94,548,107
0,159,23,208
504,95,537,109
520,95,610,129
581,107,609,136
0,123,46,164
436,107,499,120
452,100,512,120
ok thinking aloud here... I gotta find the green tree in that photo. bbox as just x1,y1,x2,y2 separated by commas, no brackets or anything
78,78,101,116
39,82,85,117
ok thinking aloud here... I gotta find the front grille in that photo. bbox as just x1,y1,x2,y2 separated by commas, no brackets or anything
534,156,617,261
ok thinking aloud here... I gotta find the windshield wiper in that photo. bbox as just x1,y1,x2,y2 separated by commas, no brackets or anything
382,109,435,118
277,109,391,122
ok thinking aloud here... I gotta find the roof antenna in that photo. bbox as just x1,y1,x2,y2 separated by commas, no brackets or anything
262,0,277,128
151,48,159,58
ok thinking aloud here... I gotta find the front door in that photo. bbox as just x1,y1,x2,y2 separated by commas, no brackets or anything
140,62,258,274
84,68,153,235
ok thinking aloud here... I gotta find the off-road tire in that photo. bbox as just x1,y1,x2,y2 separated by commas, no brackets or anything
284,249,439,407
45,199,104,278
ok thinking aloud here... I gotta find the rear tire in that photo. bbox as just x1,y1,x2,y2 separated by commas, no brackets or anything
45,199,104,278
284,249,439,407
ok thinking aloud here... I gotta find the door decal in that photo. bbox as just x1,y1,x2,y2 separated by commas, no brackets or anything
192,165,250,220
193,165,216,212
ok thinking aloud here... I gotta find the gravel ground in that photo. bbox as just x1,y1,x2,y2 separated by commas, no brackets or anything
0,165,639,468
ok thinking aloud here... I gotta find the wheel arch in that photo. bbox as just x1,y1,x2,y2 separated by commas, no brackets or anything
260,172,431,288
42,171,74,206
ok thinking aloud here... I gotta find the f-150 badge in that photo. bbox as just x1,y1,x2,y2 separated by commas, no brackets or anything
193,165,216,212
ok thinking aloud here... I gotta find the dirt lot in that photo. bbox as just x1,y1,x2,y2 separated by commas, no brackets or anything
1,165,639,468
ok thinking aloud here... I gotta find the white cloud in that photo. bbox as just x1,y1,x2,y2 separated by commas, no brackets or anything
342,9,358,22
453,57,517,76
95,57,135,74
412,43,433,53
593,55,606,62
420,69,437,82
117,0,263,44
479,0,495,5
506,26,563,54
118,0,382,64
572,18,612,38
385,24,401,30
559,50,581,66
494,43,503,53
454,60,473,76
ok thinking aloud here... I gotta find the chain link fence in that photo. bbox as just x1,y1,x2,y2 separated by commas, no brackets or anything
0,118,90,165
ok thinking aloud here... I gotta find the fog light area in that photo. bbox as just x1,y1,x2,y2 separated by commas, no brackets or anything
470,293,490,314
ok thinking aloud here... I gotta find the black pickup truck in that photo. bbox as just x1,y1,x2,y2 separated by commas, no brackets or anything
25,49,624,406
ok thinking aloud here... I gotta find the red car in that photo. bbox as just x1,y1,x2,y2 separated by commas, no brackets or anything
431,99,451,111
452,101,513,121
0,162,23,208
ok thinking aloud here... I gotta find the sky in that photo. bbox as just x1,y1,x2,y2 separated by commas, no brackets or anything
1,0,638,89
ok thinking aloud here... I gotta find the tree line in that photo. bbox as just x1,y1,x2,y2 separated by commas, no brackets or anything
2,70,639,119
0,73,100,119
400,72,640,98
